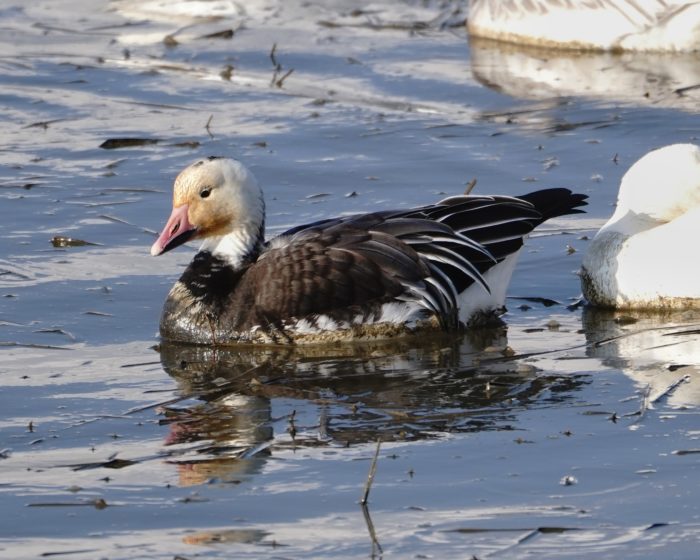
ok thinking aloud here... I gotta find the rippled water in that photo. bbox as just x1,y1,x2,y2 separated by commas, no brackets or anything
1,1,699,558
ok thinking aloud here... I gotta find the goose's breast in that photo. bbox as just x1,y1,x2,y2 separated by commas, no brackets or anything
583,211,700,308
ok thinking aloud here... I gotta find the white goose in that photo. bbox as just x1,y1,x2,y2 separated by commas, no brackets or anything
581,143,700,309
151,157,587,345
468,0,700,52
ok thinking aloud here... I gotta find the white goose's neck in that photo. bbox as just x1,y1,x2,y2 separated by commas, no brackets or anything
200,220,265,269
599,208,660,238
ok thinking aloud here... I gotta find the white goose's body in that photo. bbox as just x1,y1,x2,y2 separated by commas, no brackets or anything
581,144,700,309
468,0,700,52
151,157,587,345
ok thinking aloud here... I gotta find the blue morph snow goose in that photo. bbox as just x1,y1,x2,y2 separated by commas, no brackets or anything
151,157,587,345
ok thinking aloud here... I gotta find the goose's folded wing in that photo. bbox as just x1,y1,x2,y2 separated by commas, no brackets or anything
246,227,446,323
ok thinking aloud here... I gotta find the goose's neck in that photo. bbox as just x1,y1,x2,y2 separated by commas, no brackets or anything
200,218,265,269
601,209,661,237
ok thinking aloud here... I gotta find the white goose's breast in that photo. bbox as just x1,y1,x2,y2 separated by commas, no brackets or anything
583,211,700,308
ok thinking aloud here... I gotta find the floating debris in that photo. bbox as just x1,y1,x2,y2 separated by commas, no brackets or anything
220,64,234,80
269,43,294,87
560,475,578,486
178,493,210,503
33,328,77,341
170,140,200,149
317,18,431,31
275,68,294,88
464,177,477,194
71,458,136,470
0,268,31,280
22,118,69,130
99,138,160,150
508,296,561,307
51,236,100,248
447,526,578,535
674,83,700,95
182,529,269,545
0,182,40,190
28,498,107,509
542,156,559,171
83,311,113,317
100,187,164,193
98,214,158,235
39,547,102,557
0,341,71,350
203,115,214,140
199,29,234,40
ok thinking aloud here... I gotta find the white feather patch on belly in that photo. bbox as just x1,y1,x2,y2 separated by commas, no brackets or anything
283,301,424,335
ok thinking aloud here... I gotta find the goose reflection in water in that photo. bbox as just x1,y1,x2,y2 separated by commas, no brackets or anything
157,329,586,486
469,37,700,112
583,308,700,409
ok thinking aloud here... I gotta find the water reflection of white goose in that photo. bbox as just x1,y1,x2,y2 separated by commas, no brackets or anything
583,309,700,408
469,38,700,111
581,144,700,310
468,0,700,52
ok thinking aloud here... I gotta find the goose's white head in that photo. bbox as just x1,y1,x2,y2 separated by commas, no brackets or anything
151,157,265,265
606,143,700,232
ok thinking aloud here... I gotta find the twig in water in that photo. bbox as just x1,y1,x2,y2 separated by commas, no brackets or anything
287,409,297,439
674,83,700,96
639,384,652,417
361,503,383,557
268,42,293,87
651,374,691,404
464,178,477,195
269,43,279,68
205,114,214,139
361,439,381,505
276,68,294,88
624,384,652,420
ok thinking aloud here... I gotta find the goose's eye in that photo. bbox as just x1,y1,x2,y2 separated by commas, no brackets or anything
200,188,211,199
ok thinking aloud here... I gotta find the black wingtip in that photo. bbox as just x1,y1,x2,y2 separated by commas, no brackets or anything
517,188,588,221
